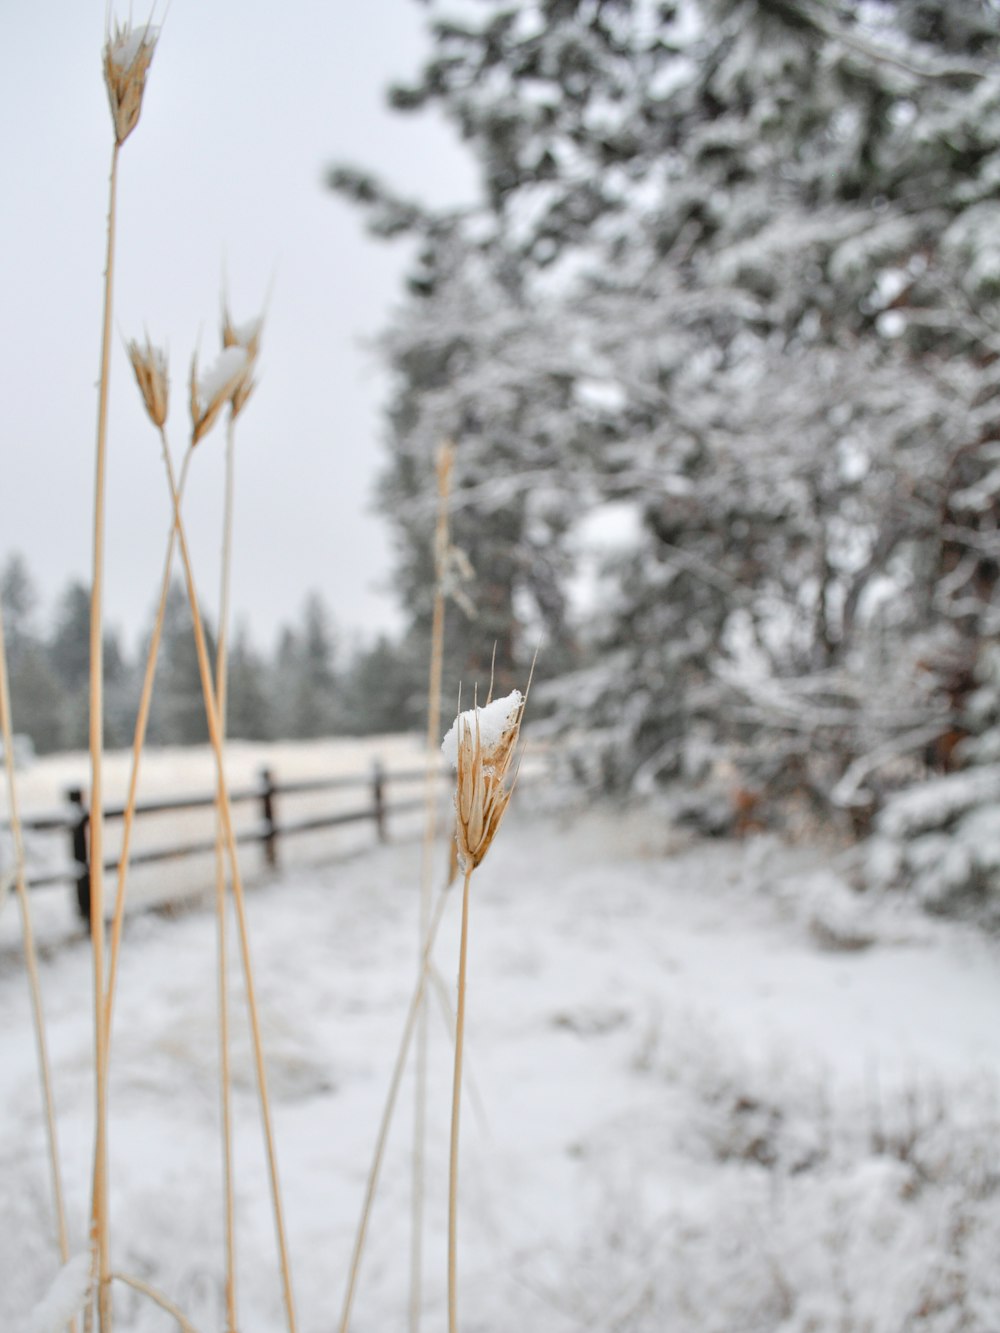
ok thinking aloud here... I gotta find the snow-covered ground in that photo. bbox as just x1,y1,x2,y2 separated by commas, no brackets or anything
3,797,1000,1331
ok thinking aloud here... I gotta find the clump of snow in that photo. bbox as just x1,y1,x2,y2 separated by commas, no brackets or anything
27,1254,90,1333
878,765,1000,841
197,346,249,406
108,24,158,70
865,765,1000,912
573,377,627,413
441,690,523,768
231,316,264,348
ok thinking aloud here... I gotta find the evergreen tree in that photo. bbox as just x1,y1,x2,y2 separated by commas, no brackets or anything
340,632,427,735
331,0,1000,815
1,552,37,674
225,620,275,740
100,628,135,750
270,593,340,739
49,580,91,692
1,553,63,752
146,580,216,746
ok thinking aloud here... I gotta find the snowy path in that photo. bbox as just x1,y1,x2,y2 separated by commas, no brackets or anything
3,807,1000,1331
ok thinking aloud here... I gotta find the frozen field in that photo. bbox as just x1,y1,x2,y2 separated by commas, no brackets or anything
3,798,1000,1331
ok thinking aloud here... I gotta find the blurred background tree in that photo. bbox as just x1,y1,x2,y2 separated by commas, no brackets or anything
329,0,1000,862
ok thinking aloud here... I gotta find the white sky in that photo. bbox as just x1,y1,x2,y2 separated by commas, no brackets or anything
0,1,475,655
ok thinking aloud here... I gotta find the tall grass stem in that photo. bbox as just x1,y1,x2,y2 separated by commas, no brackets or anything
410,440,453,1333
103,446,193,1032
447,866,474,1333
159,428,297,1333
338,884,452,1333
214,415,238,1333
89,138,121,1333
0,606,75,1333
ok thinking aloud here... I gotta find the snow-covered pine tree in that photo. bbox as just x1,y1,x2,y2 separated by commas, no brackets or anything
331,0,1000,851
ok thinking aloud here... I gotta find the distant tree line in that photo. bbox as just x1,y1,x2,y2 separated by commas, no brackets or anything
0,552,426,754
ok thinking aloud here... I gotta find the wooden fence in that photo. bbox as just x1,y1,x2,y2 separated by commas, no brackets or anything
9,762,443,922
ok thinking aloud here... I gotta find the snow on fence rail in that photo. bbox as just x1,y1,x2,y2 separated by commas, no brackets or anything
5,762,445,922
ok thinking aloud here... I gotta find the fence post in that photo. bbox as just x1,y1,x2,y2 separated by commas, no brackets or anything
259,767,278,869
372,761,387,843
67,786,90,923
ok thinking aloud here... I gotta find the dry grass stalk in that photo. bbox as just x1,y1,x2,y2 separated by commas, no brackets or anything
89,26,159,1327
121,324,276,1330
427,961,491,1137
410,439,455,1333
111,1273,203,1333
0,606,75,1333
117,324,268,1330
447,863,474,1333
99,346,188,1304
443,687,525,1333
214,412,238,1333
338,883,454,1333
157,426,298,1333
102,413,192,1026
212,300,263,1332
86,151,116,1333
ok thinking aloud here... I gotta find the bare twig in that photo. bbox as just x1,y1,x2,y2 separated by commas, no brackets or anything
111,1273,204,1333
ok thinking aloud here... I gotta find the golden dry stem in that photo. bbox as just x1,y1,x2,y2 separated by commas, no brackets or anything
410,438,456,1333
0,605,74,1333
126,336,168,427
103,23,157,146
103,446,193,1036
447,867,473,1333
88,133,123,1333
214,412,239,1333
338,884,453,1333
443,678,528,1333
159,437,297,1333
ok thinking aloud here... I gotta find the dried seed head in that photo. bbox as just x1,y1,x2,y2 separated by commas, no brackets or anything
103,22,158,146
189,346,251,445
221,304,264,417
442,689,524,871
127,335,169,427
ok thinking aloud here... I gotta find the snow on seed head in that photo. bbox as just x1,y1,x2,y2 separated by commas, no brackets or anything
442,689,524,871
441,690,523,770
189,346,251,445
221,302,264,417
103,21,158,145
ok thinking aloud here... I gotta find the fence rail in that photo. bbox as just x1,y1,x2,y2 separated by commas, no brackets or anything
5,761,446,921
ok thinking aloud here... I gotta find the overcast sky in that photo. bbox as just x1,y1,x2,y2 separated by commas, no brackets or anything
0,1,475,654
